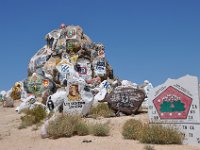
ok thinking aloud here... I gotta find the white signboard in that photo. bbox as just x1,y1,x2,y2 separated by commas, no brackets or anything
148,75,200,145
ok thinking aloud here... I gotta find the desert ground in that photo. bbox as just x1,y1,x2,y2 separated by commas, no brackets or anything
0,102,200,150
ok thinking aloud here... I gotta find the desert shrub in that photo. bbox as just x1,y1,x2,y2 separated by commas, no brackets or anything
91,123,110,136
74,121,90,136
144,145,155,150
47,115,81,138
19,106,47,129
122,119,142,140
47,114,90,138
139,124,183,144
89,103,114,118
47,115,74,138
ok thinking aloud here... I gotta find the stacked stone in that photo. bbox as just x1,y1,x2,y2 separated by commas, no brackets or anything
2,24,146,116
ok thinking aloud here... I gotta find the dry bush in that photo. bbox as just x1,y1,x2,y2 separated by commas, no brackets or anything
18,106,47,129
47,114,90,138
139,124,183,144
74,121,90,136
91,123,110,136
122,119,142,140
122,119,183,145
89,103,114,118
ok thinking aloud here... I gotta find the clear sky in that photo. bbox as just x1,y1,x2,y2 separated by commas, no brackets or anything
0,0,200,91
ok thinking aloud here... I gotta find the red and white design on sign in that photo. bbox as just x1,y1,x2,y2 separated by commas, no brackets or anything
153,86,192,119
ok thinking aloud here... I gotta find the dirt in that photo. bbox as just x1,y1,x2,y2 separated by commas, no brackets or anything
0,103,200,150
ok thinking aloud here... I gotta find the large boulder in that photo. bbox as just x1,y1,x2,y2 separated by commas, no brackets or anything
104,85,146,116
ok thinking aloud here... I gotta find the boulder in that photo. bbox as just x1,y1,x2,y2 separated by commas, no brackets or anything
104,85,145,115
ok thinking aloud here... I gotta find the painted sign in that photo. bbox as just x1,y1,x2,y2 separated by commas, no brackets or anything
172,123,200,145
68,84,81,101
66,28,76,40
148,75,200,145
153,86,192,119
66,40,73,51
76,58,92,81
66,39,81,53
26,73,51,97
56,60,72,75
93,58,106,77
43,79,49,88
148,75,200,123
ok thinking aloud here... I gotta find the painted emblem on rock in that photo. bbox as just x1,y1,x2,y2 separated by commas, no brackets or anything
68,84,81,101
66,29,76,39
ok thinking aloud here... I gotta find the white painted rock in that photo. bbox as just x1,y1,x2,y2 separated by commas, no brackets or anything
16,95,46,113
46,88,67,112
93,80,113,106
63,77,93,116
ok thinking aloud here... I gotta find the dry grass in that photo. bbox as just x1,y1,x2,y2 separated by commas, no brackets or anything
122,119,142,140
47,115,90,139
74,121,90,136
47,115,80,138
89,103,114,118
91,123,110,136
47,114,110,138
122,119,183,145
139,124,183,144
18,106,47,129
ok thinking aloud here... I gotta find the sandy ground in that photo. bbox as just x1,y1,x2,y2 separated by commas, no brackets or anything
0,103,200,150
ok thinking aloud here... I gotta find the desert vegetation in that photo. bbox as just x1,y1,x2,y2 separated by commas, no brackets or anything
88,103,114,118
47,114,110,139
122,119,183,144
18,106,47,129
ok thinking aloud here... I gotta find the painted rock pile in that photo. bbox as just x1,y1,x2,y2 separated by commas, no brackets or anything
1,24,151,116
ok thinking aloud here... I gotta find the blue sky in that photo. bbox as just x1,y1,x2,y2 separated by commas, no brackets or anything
0,0,200,91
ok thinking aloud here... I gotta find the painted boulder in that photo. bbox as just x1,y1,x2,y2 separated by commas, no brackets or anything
24,73,55,98
16,95,46,113
46,88,67,113
63,77,93,116
105,86,146,115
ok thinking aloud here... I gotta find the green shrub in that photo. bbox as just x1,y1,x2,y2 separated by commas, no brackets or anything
91,123,110,136
19,106,47,129
74,121,90,136
89,103,114,118
139,124,183,144
122,119,142,140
